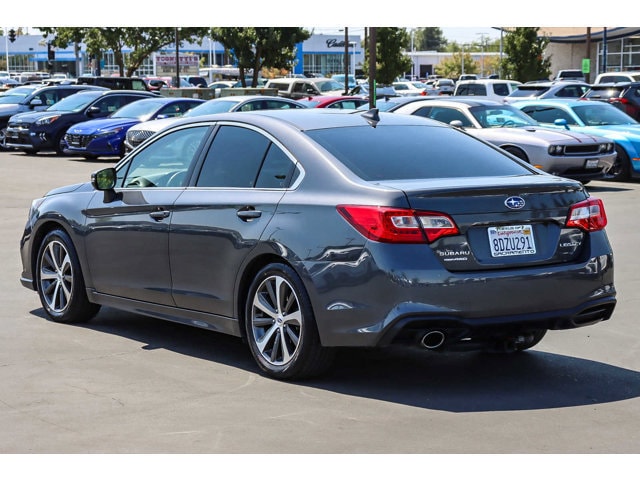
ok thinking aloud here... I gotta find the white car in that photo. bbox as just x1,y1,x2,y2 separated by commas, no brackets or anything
381,96,616,184
454,79,522,101
124,95,307,152
392,81,428,97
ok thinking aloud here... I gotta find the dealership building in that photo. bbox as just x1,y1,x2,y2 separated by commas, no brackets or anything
2,28,640,82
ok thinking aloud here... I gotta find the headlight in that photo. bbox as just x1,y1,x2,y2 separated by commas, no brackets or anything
599,142,614,153
35,115,61,125
548,145,564,155
97,127,124,137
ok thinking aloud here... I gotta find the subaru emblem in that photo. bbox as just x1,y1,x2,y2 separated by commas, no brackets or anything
505,196,525,209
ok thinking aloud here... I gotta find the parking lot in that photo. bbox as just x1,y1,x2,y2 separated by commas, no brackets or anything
1,149,639,460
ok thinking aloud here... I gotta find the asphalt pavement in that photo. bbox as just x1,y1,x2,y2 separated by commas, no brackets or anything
1,149,638,473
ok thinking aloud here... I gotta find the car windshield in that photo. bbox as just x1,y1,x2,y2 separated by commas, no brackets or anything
298,99,322,107
468,105,538,128
572,103,637,126
184,99,239,116
110,99,168,120
306,124,532,181
46,92,102,112
315,80,344,92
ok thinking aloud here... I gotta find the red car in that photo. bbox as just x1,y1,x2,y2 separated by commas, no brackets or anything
296,95,369,109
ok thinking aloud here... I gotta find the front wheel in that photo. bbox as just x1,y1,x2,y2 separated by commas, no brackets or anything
36,229,100,323
245,263,334,380
607,145,631,182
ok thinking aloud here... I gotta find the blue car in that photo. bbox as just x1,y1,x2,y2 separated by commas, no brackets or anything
513,99,640,181
64,97,205,159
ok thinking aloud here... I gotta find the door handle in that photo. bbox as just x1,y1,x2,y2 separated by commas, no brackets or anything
237,209,262,220
149,209,170,221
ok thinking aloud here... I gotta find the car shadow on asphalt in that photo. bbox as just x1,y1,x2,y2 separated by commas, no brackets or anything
585,183,634,192
30,306,640,413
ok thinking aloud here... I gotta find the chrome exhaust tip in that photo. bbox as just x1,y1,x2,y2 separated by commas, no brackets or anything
421,330,446,350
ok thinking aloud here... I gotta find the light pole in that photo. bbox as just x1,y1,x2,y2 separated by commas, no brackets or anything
344,27,349,95
476,32,489,77
175,27,180,89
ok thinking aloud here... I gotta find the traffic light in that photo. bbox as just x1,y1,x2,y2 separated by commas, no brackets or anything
47,43,55,61
8,29,16,43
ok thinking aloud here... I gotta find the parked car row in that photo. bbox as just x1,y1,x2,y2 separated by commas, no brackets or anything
370,96,616,184
7,76,640,187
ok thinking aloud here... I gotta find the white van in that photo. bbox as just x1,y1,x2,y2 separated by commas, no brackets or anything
453,79,522,101
265,77,345,99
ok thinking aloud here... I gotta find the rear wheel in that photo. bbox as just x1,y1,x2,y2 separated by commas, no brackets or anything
36,229,100,323
245,263,334,380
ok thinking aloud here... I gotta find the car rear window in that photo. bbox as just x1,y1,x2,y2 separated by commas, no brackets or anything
305,125,532,181
456,84,487,96
583,87,624,100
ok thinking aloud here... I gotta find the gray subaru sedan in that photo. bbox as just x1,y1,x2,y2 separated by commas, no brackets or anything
19,108,616,380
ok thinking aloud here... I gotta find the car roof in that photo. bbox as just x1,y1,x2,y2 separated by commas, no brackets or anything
510,98,584,107
456,79,522,85
417,97,506,107
165,107,437,132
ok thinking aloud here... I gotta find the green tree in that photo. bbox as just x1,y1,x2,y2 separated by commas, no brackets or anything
39,27,209,77
501,27,551,82
210,27,310,87
437,52,478,79
364,27,413,84
410,27,448,51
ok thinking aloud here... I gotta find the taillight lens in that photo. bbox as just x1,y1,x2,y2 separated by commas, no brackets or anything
337,205,459,243
566,197,607,231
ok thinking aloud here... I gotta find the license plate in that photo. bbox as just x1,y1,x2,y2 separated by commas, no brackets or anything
488,225,536,257
585,158,599,169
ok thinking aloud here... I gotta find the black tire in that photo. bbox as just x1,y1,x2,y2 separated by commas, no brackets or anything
607,145,631,182
36,229,100,323
245,263,334,380
0,125,8,150
54,134,66,155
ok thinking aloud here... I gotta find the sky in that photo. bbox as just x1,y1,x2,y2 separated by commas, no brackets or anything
7,1,631,31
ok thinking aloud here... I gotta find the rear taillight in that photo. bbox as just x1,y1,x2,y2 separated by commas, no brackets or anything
337,205,459,243
566,197,607,232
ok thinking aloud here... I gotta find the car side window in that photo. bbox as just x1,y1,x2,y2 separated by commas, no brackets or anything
522,106,576,125
492,83,510,96
118,126,210,188
255,144,299,188
157,103,187,118
196,126,270,188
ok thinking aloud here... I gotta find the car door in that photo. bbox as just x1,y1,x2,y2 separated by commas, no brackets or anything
82,124,211,304
169,123,298,316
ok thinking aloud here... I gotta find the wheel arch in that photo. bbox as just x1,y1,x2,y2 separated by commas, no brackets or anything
500,144,529,162
29,219,79,291
236,253,298,342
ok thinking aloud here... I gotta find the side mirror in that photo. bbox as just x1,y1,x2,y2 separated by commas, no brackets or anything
92,167,118,202
87,105,102,116
554,118,570,130
30,98,43,108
